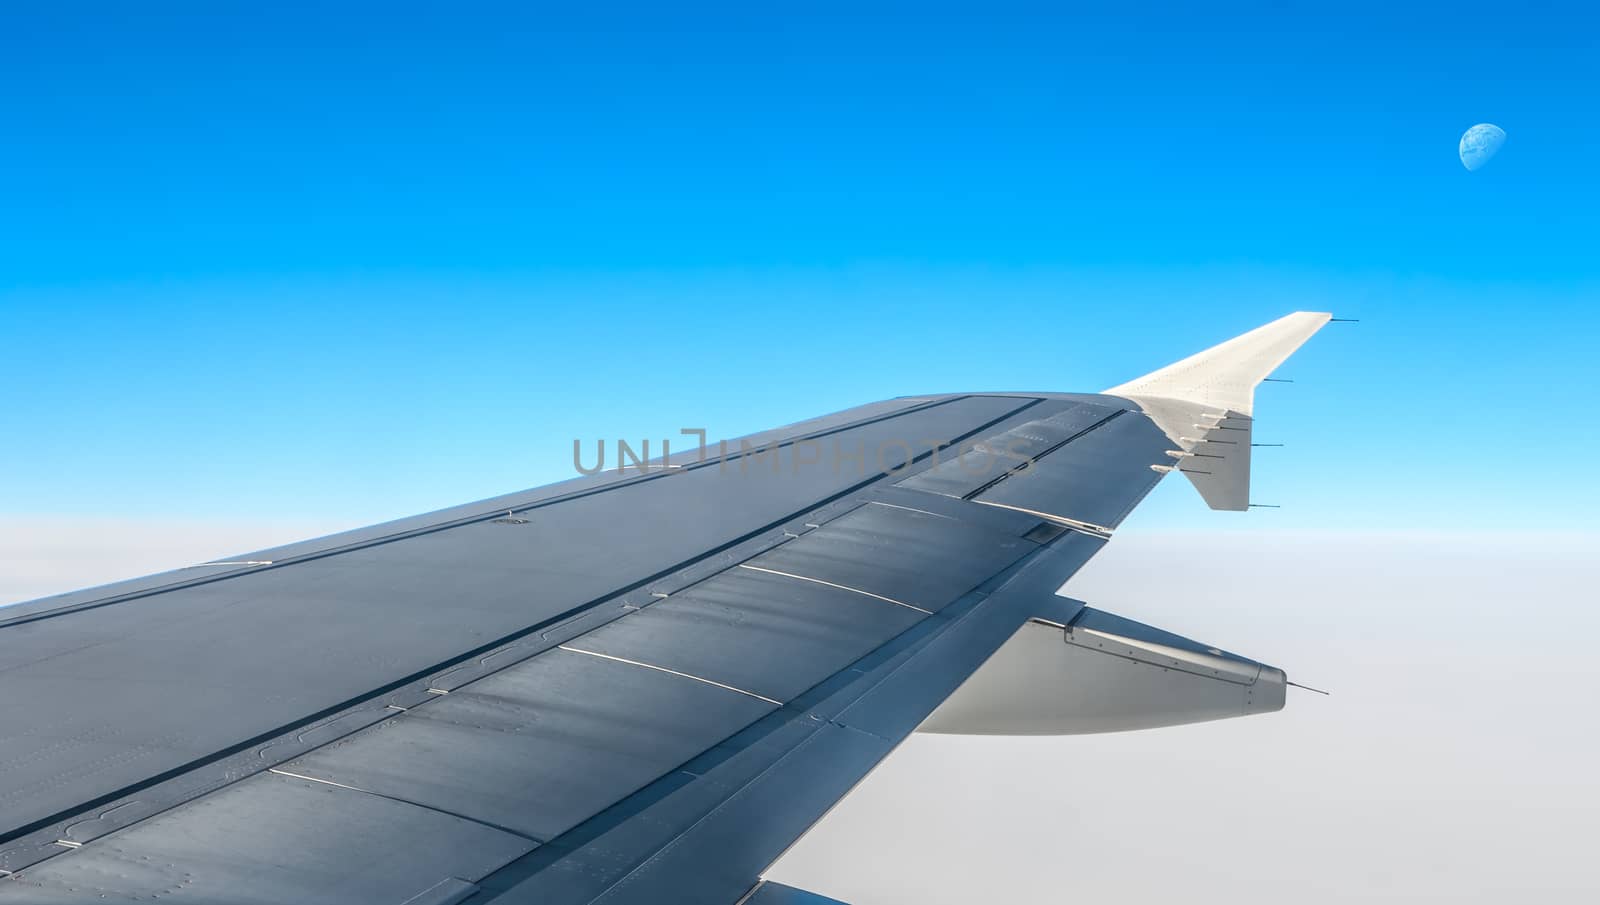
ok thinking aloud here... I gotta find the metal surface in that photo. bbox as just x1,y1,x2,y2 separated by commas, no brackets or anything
973,410,1173,529
473,535,1099,905
0,394,1033,848
0,311,1336,905
564,564,927,704
0,771,534,904
281,647,776,842
741,502,1033,613
896,401,1121,498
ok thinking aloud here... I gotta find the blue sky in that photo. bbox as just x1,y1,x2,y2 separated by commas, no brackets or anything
2,2,1596,532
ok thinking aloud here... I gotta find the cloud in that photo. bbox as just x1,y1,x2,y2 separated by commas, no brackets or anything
769,530,1600,902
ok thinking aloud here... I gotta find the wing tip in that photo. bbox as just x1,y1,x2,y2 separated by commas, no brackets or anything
1106,311,1335,512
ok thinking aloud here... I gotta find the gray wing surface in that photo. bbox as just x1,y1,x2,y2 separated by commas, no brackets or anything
1,312,1334,904
0,392,1168,904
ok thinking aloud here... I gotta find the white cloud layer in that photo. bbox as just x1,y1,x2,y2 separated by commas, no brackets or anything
772,531,1600,902
2,522,1595,901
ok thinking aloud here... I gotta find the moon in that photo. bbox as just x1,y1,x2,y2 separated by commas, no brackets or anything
1459,123,1506,171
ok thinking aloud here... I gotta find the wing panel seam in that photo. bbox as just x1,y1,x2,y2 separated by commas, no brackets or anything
734,565,934,615
556,646,784,706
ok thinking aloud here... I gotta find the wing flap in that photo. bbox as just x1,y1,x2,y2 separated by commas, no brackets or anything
741,502,1033,614
563,565,927,704
472,534,1101,905
280,647,775,842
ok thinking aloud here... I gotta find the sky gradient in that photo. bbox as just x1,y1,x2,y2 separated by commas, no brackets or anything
773,530,1600,902
3,2,1598,535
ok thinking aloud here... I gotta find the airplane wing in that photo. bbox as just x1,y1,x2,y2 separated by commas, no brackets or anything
0,312,1332,905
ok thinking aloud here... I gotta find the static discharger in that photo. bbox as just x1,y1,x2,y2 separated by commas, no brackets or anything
1288,681,1331,696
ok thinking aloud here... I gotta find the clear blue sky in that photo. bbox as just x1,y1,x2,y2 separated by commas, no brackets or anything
2,2,1596,531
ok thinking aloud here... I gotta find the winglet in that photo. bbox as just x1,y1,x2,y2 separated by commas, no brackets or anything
1105,312,1332,511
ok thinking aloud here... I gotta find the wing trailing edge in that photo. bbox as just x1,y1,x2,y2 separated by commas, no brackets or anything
1104,311,1332,511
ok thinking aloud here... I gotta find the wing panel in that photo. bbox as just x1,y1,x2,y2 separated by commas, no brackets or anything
586,722,889,905
895,401,1120,498
741,502,1032,613
475,534,1101,905
562,566,927,704
973,410,1172,529
0,772,534,904
280,647,773,842
468,620,946,905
